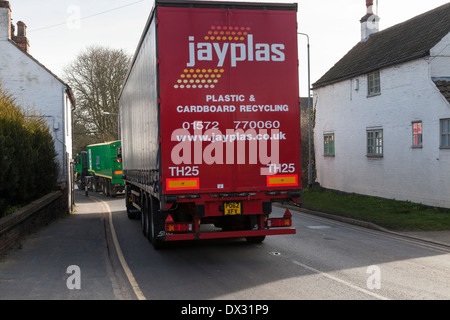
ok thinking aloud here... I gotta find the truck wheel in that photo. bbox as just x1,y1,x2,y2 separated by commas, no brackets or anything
111,182,117,198
106,181,111,197
104,179,108,196
141,193,148,237
246,236,266,244
145,197,155,242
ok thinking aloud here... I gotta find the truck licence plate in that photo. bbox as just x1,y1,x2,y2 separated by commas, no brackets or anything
224,202,242,216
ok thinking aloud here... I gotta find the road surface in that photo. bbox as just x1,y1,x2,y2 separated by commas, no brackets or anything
1,190,449,301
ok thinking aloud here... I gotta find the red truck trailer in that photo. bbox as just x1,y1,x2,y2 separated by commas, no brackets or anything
119,0,301,248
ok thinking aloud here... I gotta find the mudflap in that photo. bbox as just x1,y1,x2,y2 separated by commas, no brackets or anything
151,199,166,249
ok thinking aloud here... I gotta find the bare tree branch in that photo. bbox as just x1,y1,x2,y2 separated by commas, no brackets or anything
63,45,131,153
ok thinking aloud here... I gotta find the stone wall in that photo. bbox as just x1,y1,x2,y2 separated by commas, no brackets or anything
0,186,68,255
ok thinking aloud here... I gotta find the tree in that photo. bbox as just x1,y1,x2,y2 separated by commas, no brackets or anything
0,83,57,216
300,98,316,188
63,46,131,153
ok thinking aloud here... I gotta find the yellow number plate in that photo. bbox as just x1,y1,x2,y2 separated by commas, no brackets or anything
224,202,242,216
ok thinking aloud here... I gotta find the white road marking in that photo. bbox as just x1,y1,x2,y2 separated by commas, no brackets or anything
96,198,147,300
291,260,389,300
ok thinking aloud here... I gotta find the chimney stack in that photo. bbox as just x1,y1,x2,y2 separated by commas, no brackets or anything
0,1,11,40
360,0,379,42
12,21,29,53
0,1,30,53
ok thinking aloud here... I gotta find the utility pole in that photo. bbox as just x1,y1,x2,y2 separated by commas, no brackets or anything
298,32,312,188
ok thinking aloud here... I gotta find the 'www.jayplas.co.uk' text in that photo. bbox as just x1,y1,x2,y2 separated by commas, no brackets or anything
174,130,286,142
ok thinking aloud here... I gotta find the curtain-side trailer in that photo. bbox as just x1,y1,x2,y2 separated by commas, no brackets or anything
119,0,301,249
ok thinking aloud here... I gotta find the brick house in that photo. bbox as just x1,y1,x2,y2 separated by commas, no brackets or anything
312,1,450,208
0,1,75,206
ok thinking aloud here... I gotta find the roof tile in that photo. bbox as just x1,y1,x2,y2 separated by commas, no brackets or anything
313,3,450,89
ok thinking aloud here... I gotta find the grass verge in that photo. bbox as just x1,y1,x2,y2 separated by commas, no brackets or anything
301,187,450,231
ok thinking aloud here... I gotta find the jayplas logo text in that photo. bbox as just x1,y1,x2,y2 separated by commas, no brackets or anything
174,25,286,89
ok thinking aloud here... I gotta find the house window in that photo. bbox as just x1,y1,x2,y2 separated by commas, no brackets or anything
441,118,450,148
367,129,383,157
324,133,335,156
367,71,381,96
412,121,422,148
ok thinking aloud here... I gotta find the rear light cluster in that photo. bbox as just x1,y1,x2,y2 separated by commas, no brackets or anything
268,209,292,227
164,210,292,233
165,214,193,232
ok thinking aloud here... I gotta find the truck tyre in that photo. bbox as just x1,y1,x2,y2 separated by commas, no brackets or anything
111,181,117,198
149,196,164,249
106,180,111,197
144,197,152,242
141,193,148,237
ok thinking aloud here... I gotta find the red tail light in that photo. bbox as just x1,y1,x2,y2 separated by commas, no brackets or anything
268,209,292,227
165,214,192,232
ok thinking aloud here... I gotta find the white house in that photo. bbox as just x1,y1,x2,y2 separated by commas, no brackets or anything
312,1,450,209
0,1,75,210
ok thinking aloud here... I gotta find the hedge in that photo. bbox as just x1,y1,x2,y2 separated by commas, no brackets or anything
0,85,58,217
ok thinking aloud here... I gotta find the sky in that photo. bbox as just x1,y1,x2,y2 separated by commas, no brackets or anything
9,0,450,97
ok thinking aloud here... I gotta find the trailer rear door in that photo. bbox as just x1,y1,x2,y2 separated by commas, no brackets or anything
157,4,301,195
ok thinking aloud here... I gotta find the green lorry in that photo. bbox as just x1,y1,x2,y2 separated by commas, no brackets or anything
74,140,124,197
74,151,89,190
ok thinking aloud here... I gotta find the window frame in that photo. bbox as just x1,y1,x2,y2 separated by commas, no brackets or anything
367,128,383,157
323,133,335,156
440,118,450,149
367,71,381,97
412,121,423,148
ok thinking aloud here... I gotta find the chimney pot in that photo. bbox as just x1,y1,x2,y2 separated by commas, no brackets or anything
12,21,29,53
366,0,374,15
17,21,26,37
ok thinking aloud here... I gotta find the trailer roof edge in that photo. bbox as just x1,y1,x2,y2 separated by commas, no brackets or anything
155,0,297,11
